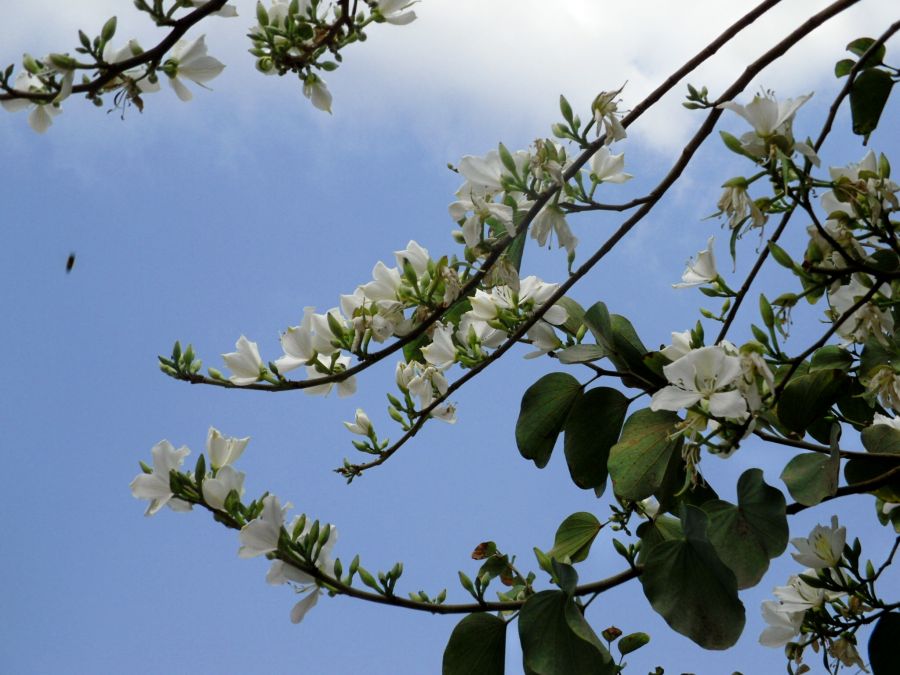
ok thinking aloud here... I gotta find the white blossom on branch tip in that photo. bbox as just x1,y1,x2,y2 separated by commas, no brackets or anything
374,0,418,25
651,345,748,420
238,494,289,558
1,72,61,133
790,516,846,569
129,440,191,516
588,146,633,184
222,335,264,386
344,408,372,436
201,465,245,511
165,36,225,102
206,426,250,469
672,236,718,288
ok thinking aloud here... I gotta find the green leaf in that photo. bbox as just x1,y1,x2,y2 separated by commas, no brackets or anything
636,515,684,564
809,345,854,372
869,612,900,675
608,409,681,500
551,560,578,595
556,344,607,364
850,68,894,142
861,424,900,455
506,229,527,273
834,58,856,78
702,469,788,589
639,506,745,649
442,613,507,675
777,369,845,433
617,632,650,656
547,512,602,564
781,452,839,506
554,296,586,335
519,591,615,675
563,387,629,492
515,373,583,468
846,37,886,66
583,302,663,389
846,425,900,502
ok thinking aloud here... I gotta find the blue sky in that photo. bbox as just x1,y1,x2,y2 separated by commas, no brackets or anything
1,1,898,673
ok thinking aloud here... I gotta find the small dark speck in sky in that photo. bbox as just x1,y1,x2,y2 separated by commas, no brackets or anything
66,253,76,273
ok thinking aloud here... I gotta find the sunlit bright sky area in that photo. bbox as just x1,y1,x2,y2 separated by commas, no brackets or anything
1,1,898,673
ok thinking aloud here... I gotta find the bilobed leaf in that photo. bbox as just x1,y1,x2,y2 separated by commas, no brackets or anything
869,612,900,675
563,387,629,492
850,68,894,141
608,409,681,500
547,512,602,564
639,506,745,649
636,515,684,565
516,373,583,468
702,469,788,589
442,613,507,675
781,452,839,506
519,591,615,675
777,368,845,433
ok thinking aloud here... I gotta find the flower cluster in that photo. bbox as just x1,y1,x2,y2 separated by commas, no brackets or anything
449,138,633,259
249,0,417,113
131,429,338,624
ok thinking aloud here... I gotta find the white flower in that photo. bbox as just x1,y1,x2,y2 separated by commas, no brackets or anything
206,427,250,469
773,569,843,613
525,321,562,358
759,601,804,647
588,147,633,184
864,366,900,413
661,330,693,362
130,440,191,516
719,93,812,139
309,308,347,355
275,307,316,374
827,276,893,345
790,516,846,569
431,402,457,424
531,205,577,256
239,494,288,558
872,413,900,430
456,151,507,196
266,523,338,624
361,261,402,302
457,313,506,349
165,36,225,102
717,183,767,230
421,323,457,370
591,89,627,143
201,465,245,511
344,408,372,436
303,74,332,113
1,72,61,133
304,355,356,397
651,345,748,420
672,236,718,288
394,240,430,276
222,335,264,385
185,1,238,17
375,0,418,25
518,276,567,325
